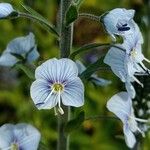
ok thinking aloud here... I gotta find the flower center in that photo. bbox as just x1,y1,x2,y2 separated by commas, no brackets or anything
52,83,64,92
130,49,137,59
11,143,19,150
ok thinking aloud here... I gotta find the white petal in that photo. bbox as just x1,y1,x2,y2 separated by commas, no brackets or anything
125,82,136,99
6,32,36,55
0,3,14,18
61,77,84,107
75,60,86,75
103,8,135,38
104,47,126,82
0,124,14,149
123,124,136,148
14,123,41,150
0,53,17,67
30,79,57,109
107,92,132,123
35,58,78,82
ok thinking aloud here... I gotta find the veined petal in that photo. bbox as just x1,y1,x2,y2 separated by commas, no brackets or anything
14,123,41,150
61,77,84,107
35,58,78,82
102,8,135,40
0,3,14,19
30,79,57,109
107,92,132,123
104,47,126,82
0,124,14,149
125,82,136,99
0,53,17,67
123,124,136,148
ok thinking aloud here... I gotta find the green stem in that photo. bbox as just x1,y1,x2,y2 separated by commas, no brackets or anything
18,12,59,37
57,0,73,150
79,13,100,22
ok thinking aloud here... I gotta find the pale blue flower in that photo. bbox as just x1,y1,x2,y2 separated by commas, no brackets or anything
0,123,41,150
0,33,39,67
104,46,138,98
102,8,135,41
107,92,148,148
30,58,84,115
0,3,15,19
76,60,111,86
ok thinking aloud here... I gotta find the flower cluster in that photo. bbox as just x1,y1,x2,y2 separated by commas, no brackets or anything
0,123,41,150
102,8,150,148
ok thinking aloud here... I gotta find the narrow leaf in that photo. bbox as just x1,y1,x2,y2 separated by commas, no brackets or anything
69,43,110,59
15,63,35,80
65,4,78,26
80,57,107,80
65,111,85,134
21,3,59,37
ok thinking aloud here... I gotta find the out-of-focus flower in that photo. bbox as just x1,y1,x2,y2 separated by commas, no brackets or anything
0,123,41,150
0,3,15,19
30,58,84,115
101,8,135,41
107,92,148,148
0,33,39,67
76,60,111,86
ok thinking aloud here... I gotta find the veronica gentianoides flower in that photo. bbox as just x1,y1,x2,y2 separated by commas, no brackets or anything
30,58,84,115
0,3,16,19
0,33,39,67
107,92,148,148
0,123,41,150
101,8,135,41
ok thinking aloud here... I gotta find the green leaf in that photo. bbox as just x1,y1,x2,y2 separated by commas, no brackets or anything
80,57,107,80
69,43,110,59
69,43,125,59
65,4,78,26
65,111,85,134
20,3,59,37
15,63,35,80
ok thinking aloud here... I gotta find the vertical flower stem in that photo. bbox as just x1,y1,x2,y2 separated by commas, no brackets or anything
57,0,73,150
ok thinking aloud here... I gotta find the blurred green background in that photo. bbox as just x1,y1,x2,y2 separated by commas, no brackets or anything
0,0,150,149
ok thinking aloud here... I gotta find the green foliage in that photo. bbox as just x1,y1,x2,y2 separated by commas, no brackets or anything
65,111,85,134
21,3,59,37
65,4,78,26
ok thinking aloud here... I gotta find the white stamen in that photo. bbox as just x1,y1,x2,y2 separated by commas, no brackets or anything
134,117,148,123
54,107,58,116
133,76,143,87
43,88,54,104
144,57,150,63
58,91,64,115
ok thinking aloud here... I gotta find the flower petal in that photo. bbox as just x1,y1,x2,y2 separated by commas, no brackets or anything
61,77,84,107
30,79,57,109
123,124,136,148
107,92,132,123
35,58,78,82
75,60,86,75
0,124,14,149
27,46,39,62
0,3,14,18
14,123,41,150
125,82,136,98
104,47,126,82
0,53,17,67
6,33,36,55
